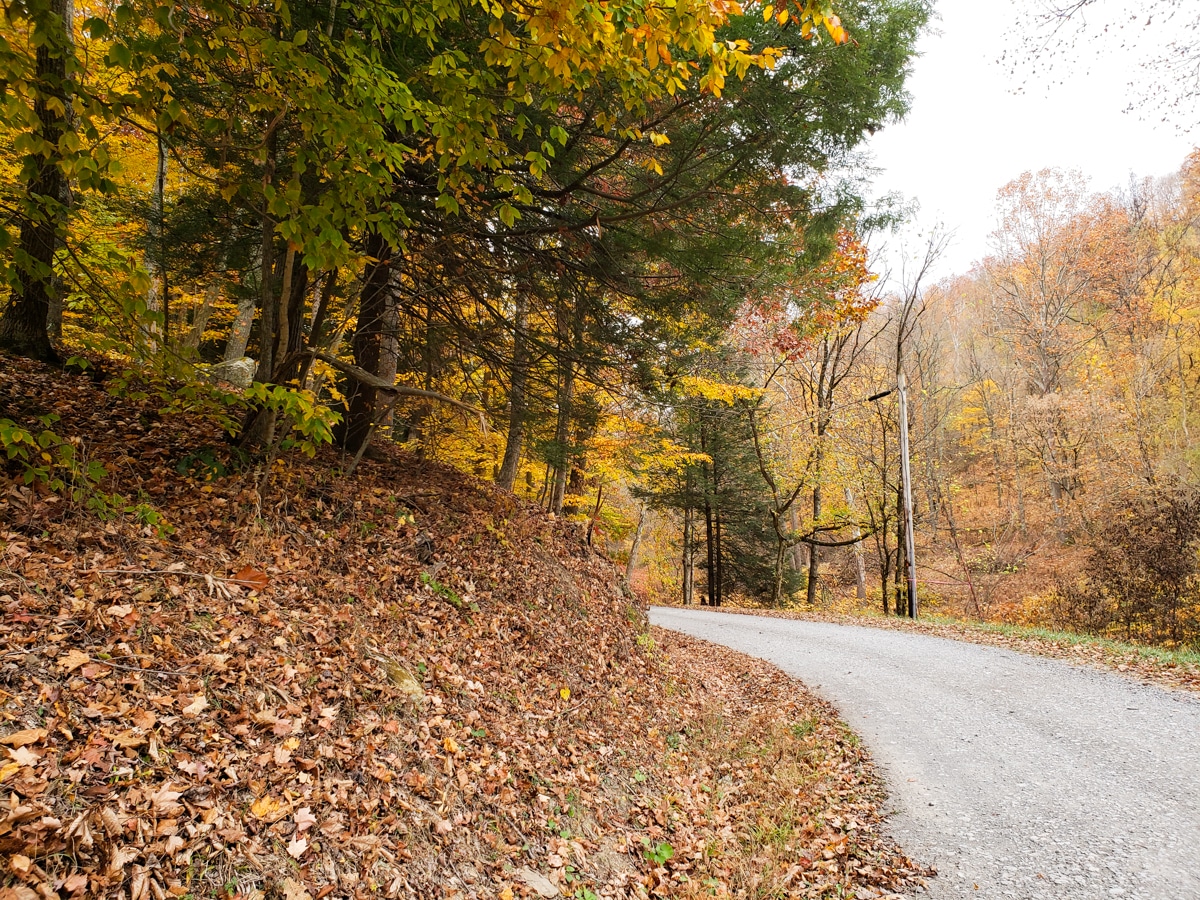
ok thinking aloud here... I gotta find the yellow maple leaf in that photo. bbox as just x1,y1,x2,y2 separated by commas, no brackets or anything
250,795,287,819
560,687,571,700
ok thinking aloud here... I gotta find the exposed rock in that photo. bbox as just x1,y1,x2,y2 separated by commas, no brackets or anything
202,356,256,388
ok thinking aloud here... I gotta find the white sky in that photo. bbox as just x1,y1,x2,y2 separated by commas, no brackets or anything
864,0,1198,282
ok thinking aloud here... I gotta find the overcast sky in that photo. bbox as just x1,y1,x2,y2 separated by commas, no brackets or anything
864,0,1198,282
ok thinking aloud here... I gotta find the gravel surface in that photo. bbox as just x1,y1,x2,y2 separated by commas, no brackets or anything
651,607,1200,899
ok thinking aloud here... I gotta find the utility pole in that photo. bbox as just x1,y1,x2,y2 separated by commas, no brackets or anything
897,369,918,618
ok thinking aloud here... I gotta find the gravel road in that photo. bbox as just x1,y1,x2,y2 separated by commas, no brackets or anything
650,607,1200,899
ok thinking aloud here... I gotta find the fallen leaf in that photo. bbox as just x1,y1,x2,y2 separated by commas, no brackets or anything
57,648,90,672
107,845,139,875
287,836,308,859
250,795,288,821
107,604,133,617
151,783,184,816
294,807,317,833
0,728,47,748
8,745,39,767
10,854,31,877
517,868,559,898
99,807,123,837
233,565,270,590
62,873,88,893
111,729,147,749
280,878,312,900
180,695,208,717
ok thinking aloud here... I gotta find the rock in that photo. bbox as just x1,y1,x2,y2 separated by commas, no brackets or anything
517,867,560,898
202,357,257,388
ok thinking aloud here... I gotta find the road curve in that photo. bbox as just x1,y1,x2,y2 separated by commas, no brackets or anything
650,607,1200,899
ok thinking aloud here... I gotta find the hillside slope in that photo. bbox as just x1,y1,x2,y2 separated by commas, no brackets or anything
0,356,927,900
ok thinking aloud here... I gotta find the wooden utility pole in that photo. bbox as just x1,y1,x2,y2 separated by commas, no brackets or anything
898,370,918,618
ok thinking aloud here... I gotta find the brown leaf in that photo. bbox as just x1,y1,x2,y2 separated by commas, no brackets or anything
107,845,139,876
180,695,208,717
150,783,184,816
57,648,90,672
279,878,312,900
8,746,39,767
0,729,47,748
62,873,88,894
99,807,123,838
250,795,288,822
233,566,270,591
293,807,317,833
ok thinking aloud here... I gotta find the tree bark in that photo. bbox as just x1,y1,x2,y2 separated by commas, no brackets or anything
0,0,72,363
225,297,256,361
894,481,906,616
184,284,218,352
845,486,867,601
682,470,695,605
145,130,168,348
252,127,279,383
496,292,530,490
806,482,822,605
713,508,723,607
340,229,393,456
374,266,399,433
625,503,647,587
549,357,574,514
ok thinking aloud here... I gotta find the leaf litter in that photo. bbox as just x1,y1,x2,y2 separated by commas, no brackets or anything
0,355,929,899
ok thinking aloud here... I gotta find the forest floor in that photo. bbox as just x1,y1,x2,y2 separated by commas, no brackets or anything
677,602,1200,695
0,355,930,900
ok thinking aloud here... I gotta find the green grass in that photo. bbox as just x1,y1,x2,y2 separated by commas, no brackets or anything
906,612,1200,668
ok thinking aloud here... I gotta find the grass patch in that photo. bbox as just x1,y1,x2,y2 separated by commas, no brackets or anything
911,613,1200,666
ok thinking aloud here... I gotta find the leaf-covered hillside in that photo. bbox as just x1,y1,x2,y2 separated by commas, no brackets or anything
0,356,928,900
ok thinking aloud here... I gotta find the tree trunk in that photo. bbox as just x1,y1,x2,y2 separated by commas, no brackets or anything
713,508,723,607
0,0,72,363
252,128,279,382
772,537,787,608
145,130,168,348
184,284,218,352
225,297,256,361
625,503,647,587
682,471,695,605
496,292,530,490
375,266,399,434
845,486,867,601
894,483,906,616
549,360,574,514
340,230,393,456
703,494,715,607
789,507,806,572
806,483,822,605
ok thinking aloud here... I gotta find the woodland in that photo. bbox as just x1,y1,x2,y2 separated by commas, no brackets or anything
0,1,943,898
5,0,1200,897
0,0,932,617
3,0,1200,649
